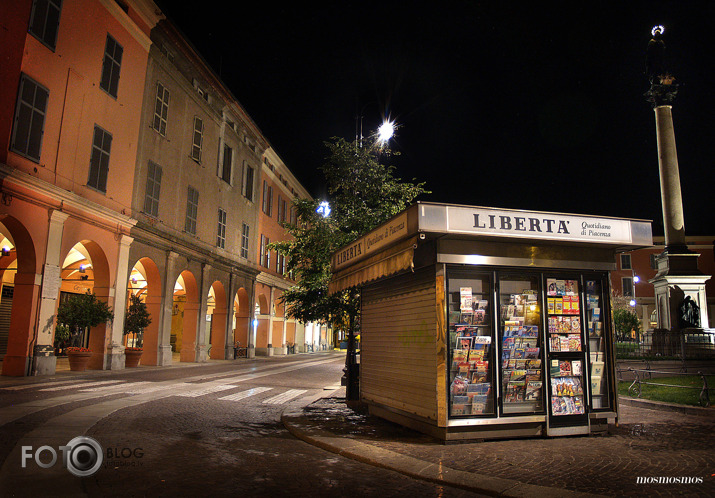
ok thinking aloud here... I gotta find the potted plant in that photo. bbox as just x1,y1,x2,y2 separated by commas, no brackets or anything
123,294,152,367
56,292,113,371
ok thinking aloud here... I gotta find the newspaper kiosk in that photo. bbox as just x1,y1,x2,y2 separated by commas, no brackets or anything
330,202,652,441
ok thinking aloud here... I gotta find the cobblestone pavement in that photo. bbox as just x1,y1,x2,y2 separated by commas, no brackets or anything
0,354,488,498
293,393,715,497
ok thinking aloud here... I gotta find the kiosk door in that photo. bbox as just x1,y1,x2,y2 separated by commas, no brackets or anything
544,275,589,435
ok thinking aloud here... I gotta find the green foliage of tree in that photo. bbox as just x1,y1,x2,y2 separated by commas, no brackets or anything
614,307,642,342
270,137,429,331
56,292,114,347
124,294,152,347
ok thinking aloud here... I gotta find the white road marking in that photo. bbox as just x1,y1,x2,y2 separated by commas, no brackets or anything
262,389,307,405
218,387,273,401
177,384,237,397
79,381,151,392
0,379,84,391
39,380,126,391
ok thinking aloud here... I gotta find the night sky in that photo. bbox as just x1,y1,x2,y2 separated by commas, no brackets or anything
157,1,714,235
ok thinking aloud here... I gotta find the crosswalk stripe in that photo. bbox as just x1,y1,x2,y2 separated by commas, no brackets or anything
177,384,237,397
218,387,273,401
124,383,190,394
1,379,83,391
262,389,307,405
79,381,151,392
39,380,126,391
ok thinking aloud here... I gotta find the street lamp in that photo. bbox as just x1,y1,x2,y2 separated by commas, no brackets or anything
316,201,331,218
377,120,395,143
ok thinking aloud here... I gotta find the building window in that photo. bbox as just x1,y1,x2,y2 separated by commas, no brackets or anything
185,186,199,235
620,254,632,270
241,223,250,258
217,208,227,249
191,116,203,162
11,74,49,162
622,277,634,297
99,34,123,98
152,82,169,136
277,197,287,223
260,234,270,268
221,144,232,184
243,164,255,201
87,125,112,192
262,181,272,216
28,0,63,50
143,161,162,217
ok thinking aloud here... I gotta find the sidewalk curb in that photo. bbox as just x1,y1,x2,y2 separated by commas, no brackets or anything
282,407,604,497
618,396,712,417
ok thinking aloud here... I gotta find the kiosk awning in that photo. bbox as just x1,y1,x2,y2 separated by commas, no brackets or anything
329,236,418,293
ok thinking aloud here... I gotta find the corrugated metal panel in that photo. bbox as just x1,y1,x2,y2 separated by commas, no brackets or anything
361,266,439,421
0,285,14,357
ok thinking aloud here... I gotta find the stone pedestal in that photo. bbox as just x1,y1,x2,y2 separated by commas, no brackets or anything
32,345,56,376
158,345,173,366
247,344,256,359
105,343,125,370
650,252,710,331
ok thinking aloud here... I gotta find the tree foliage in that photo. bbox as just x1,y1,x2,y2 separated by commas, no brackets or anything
56,292,114,347
613,306,642,342
270,137,429,330
124,294,152,347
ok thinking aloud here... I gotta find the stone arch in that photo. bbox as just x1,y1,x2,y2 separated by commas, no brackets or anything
59,240,111,370
127,257,161,365
174,270,199,362
0,217,39,376
233,287,250,347
209,280,227,359
255,292,270,351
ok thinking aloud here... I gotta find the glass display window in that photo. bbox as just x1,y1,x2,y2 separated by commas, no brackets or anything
498,274,544,415
447,270,495,417
585,278,610,410
545,276,587,421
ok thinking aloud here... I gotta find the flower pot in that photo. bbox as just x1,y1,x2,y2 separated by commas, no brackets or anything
67,351,92,372
125,349,143,368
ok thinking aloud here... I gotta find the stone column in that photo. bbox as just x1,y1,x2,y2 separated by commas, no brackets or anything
266,285,275,356
654,105,687,253
194,263,211,362
247,280,256,358
157,251,178,366
106,234,133,370
32,210,69,375
646,79,710,330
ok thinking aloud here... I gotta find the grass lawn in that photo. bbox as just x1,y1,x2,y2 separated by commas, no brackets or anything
618,374,715,407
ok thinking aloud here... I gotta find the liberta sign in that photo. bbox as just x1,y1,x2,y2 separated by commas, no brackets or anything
441,207,633,244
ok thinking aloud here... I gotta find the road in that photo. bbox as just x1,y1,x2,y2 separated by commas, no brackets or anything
0,352,483,497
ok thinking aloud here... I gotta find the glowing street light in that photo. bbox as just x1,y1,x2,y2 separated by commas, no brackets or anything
316,201,331,218
377,120,395,143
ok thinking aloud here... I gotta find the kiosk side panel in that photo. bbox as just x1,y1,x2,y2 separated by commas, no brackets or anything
361,266,439,422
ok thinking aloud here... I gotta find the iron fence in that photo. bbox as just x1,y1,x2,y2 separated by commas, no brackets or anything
616,328,715,361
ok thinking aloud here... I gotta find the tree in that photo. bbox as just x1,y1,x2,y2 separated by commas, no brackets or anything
271,136,428,400
124,294,152,348
56,292,114,348
612,294,643,342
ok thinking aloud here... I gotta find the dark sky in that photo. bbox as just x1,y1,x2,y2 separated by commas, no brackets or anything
157,1,714,235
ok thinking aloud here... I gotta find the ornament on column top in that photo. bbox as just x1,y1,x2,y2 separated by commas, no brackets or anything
644,25,679,107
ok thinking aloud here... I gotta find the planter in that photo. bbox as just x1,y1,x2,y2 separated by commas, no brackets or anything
67,351,92,372
125,349,143,368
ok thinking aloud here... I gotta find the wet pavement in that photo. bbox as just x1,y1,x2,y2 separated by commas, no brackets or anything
283,388,715,497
